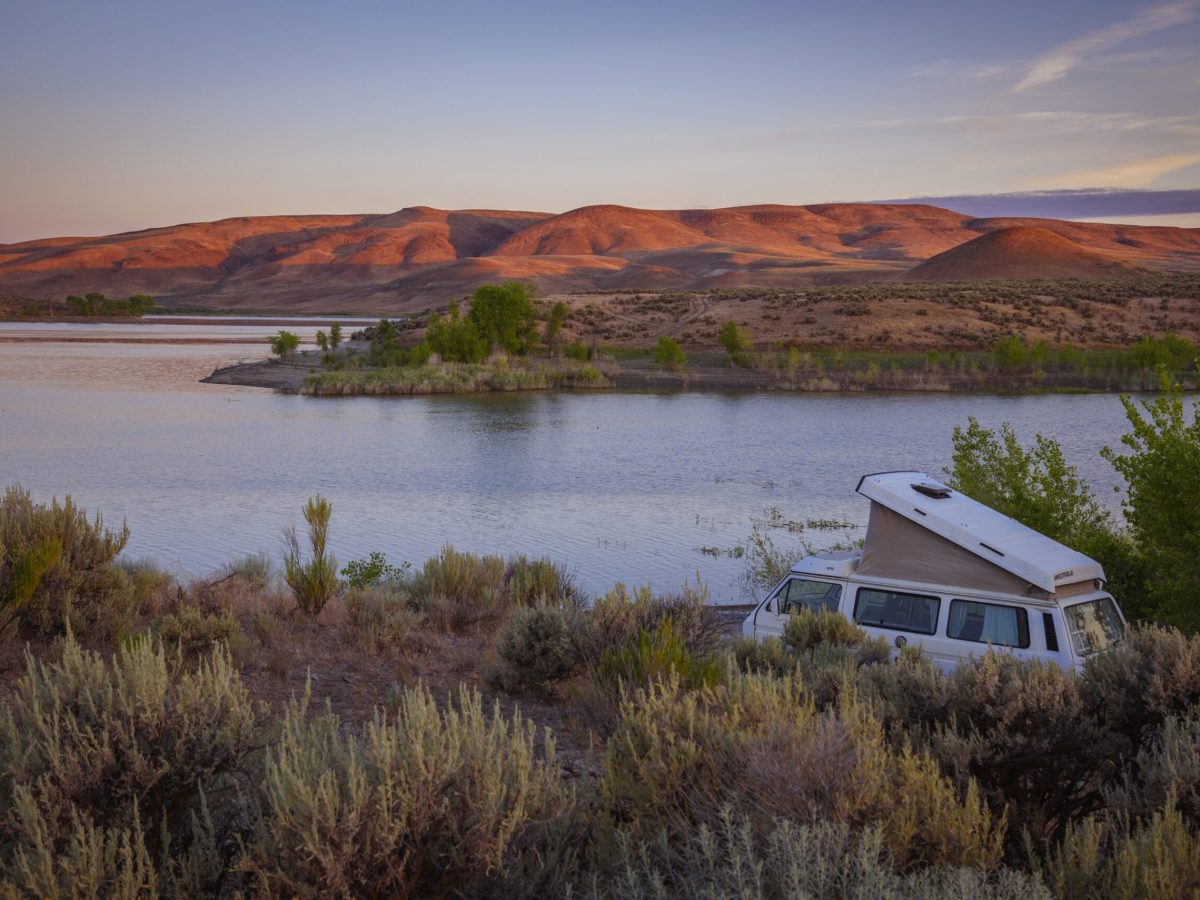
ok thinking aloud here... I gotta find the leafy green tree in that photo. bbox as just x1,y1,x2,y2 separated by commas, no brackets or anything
992,334,1027,373
544,301,568,356
269,330,300,358
315,330,329,352
718,321,750,365
1102,373,1200,629
329,323,343,348
467,282,539,355
426,302,488,363
652,337,686,371
945,417,1150,618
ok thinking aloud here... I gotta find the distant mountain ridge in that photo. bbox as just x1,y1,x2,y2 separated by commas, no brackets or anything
2,203,1198,313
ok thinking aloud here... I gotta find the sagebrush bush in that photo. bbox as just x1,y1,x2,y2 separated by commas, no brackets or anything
0,635,258,894
153,604,246,659
1082,624,1200,746
0,484,135,638
601,673,1005,872
244,684,579,898
344,584,422,656
783,607,866,650
223,551,275,591
491,602,580,694
410,546,580,633
587,812,1045,900
1035,800,1200,900
572,579,722,672
1104,711,1200,824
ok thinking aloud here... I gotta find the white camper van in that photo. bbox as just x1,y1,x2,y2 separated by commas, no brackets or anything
743,472,1126,672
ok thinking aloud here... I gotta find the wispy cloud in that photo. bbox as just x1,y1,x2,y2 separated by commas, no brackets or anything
1023,150,1200,189
1009,0,1198,93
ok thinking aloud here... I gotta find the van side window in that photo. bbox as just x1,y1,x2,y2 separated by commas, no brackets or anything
854,588,940,635
947,599,1030,648
778,578,842,616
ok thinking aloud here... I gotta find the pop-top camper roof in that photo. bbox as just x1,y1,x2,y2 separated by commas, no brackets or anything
854,472,1105,596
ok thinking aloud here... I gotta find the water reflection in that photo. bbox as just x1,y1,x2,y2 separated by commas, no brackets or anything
0,321,1186,601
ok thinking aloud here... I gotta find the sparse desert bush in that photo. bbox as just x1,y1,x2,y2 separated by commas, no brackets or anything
409,546,581,633
731,635,797,676
587,813,1044,900
154,604,247,660
283,494,339,615
244,684,579,898
783,607,867,650
0,484,136,639
0,635,258,895
223,551,275,590
601,673,1005,871
491,602,580,695
344,584,422,656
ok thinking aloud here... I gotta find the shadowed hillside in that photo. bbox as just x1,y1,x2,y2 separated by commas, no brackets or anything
2,204,1198,313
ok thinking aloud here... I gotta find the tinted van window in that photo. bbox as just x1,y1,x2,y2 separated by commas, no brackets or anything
854,588,940,635
1064,597,1124,657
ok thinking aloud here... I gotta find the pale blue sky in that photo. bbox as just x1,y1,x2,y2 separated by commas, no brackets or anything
2,0,1198,241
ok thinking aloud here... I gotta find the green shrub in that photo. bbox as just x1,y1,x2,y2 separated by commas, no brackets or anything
596,620,723,697
344,585,421,656
283,494,339,615
564,341,590,361
651,337,686,370
587,813,1045,900
410,546,508,632
0,635,257,892
340,550,407,589
244,684,578,897
0,484,135,639
492,603,580,695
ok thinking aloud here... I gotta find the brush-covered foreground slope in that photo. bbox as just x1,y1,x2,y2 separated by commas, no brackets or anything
2,204,1198,312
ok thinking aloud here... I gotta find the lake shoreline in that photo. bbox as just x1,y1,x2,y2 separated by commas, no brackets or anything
201,351,1196,396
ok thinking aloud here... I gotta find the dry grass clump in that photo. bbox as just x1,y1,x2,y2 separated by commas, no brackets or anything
0,484,137,640
243,684,580,898
343,584,424,656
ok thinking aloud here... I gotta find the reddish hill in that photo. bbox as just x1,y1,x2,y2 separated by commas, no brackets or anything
906,225,1142,281
1,205,1197,313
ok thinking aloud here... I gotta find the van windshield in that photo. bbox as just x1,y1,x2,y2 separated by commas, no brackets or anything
1063,597,1124,657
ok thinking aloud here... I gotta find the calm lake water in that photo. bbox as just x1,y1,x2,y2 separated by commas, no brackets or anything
0,320,1181,601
